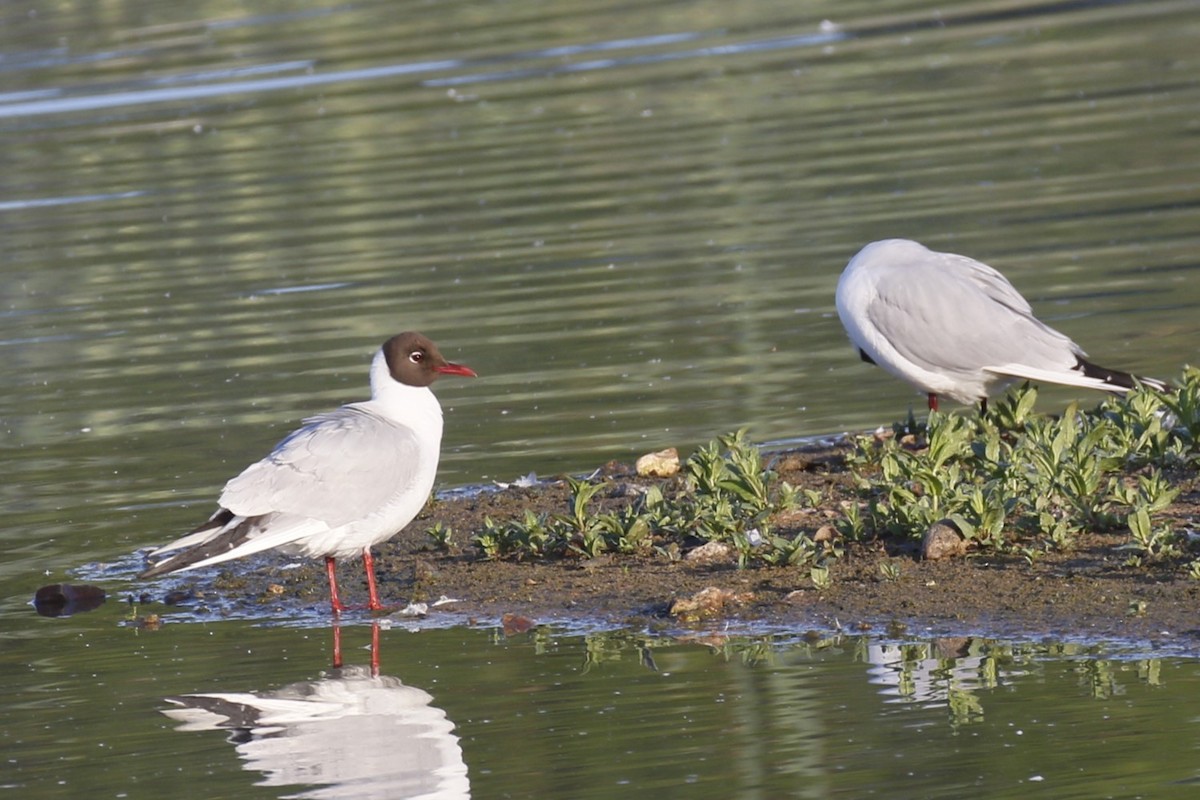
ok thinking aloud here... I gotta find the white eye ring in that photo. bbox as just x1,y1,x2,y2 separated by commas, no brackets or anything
409,350,424,363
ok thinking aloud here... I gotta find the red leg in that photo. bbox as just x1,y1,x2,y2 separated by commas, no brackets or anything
331,619,344,669
326,556,347,615
927,393,939,412
362,547,385,611
370,621,381,677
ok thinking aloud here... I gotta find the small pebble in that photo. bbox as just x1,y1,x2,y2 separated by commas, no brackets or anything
922,519,968,560
636,447,680,477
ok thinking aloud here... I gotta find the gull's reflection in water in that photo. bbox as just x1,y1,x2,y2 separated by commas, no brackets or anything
160,622,470,799
864,638,1024,725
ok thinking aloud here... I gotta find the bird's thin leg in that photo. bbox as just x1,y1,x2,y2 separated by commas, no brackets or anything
927,393,939,412
980,397,989,416
362,547,385,611
370,621,381,677
326,556,347,615
331,618,344,669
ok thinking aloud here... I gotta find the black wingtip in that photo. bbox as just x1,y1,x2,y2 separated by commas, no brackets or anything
1076,358,1169,393
138,509,252,580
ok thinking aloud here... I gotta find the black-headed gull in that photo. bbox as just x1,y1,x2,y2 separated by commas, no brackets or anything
836,239,1166,411
139,332,476,613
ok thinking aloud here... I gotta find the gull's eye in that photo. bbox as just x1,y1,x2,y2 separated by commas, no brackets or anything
409,350,424,364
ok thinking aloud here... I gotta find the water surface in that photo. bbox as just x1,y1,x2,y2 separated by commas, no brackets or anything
5,612,1200,799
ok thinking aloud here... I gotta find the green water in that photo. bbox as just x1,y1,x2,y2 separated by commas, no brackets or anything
3,0,1200,796
5,613,1200,799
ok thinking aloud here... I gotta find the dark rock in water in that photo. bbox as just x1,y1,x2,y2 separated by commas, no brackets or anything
501,613,535,635
163,590,196,606
33,583,106,617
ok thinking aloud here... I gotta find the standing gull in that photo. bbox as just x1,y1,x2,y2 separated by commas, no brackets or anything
835,238,1165,411
139,331,476,613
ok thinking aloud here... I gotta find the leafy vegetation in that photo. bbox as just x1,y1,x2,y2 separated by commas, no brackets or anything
845,371,1200,569
471,430,821,568
457,369,1200,578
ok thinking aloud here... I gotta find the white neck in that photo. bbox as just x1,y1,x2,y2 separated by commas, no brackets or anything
367,349,444,434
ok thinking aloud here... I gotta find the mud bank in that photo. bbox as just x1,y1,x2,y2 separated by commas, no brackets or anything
138,440,1200,648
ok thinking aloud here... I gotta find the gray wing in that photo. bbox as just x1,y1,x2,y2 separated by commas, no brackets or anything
218,405,422,527
868,249,1083,374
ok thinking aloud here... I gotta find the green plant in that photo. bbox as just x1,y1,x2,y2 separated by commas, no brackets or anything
557,476,610,558
836,501,867,541
596,505,654,554
1123,507,1179,564
473,512,559,560
425,522,455,552
758,531,818,568
810,565,832,590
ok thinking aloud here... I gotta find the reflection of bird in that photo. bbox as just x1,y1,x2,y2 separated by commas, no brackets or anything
864,639,1021,724
836,239,1166,411
139,332,475,613
161,665,470,800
